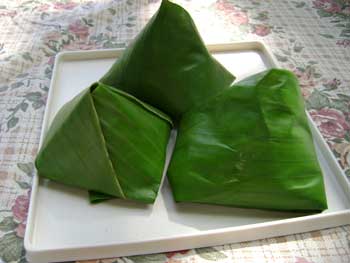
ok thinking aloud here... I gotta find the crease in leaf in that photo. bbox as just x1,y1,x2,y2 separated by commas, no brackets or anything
36,87,125,198
91,83,171,203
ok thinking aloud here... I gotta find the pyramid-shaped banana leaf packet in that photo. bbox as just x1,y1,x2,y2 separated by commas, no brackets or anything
36,82,172,204
100,0,235,120
168,69,328,212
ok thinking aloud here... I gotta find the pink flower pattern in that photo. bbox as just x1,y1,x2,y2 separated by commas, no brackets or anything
293,67,317,98
0,10,17,17
12,194,29,223
37,4,50,12
313,0,342,14
214,0,250,26
313,0,350,44
166,249,190,259
15,222,26,238
337,39,350,47
11,191,30,238
69,20,90,40
252,24,271,37
310,108,350,139
295,257,315,263
53,1,78,11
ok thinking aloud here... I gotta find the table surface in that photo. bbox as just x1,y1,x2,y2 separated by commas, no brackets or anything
0,0,349,262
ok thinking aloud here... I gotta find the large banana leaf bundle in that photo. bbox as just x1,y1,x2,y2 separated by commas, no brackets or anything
100,0,235,120
167,69,328,212
36,83,172,203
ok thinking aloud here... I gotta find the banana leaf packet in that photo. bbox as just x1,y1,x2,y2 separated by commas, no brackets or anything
100,0,235,121
36,83,172,204
168,69,328,212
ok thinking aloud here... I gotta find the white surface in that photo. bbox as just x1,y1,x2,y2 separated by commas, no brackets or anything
25,42,350,263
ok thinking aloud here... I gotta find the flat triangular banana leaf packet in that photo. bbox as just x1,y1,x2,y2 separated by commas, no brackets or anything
100,0,235,120
167,69,328,212
35,82,172,204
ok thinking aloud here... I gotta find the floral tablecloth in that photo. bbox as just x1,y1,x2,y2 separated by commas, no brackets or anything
0,0,349,262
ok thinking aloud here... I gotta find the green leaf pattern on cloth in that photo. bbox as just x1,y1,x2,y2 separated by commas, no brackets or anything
0,0,350,262
0,233,24,262
195,247,228,261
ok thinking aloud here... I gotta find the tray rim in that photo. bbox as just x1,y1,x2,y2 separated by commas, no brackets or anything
24,41,350,261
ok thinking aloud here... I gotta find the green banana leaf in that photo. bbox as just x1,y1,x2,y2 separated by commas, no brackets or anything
100,0,235,120
35,82,172,204
167,69,328,212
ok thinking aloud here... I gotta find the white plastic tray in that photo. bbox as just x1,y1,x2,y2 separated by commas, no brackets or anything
25,42,350,263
